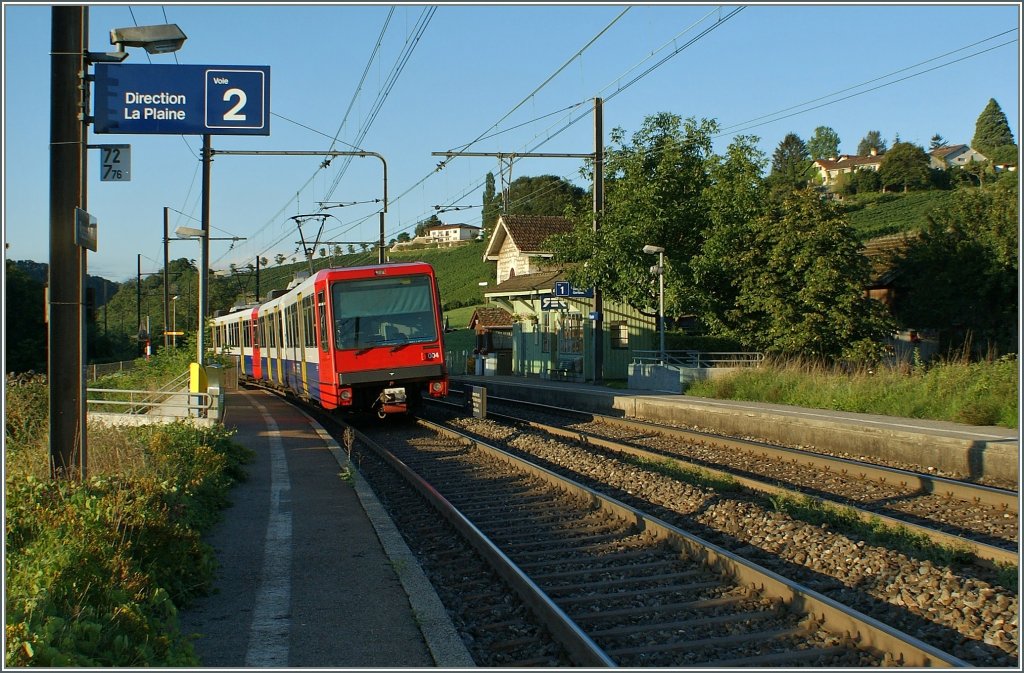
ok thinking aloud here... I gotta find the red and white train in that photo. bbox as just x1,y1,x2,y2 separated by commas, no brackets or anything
210,262,449,416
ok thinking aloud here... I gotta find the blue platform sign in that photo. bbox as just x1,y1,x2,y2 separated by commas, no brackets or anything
94,64,270,135
553,281,594,298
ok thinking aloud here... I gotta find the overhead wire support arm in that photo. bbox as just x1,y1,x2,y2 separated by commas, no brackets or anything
211,149,389,263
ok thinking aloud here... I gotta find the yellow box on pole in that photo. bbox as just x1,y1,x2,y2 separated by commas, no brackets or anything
189,362,207,393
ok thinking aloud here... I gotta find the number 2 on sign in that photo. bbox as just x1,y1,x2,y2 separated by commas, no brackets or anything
223,87,247,121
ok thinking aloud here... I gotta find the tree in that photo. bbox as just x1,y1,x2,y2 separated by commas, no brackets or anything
692,135,770,333
481,171,498,239
503,175,586,217
768,133,814,192
878,141,931,192
929,133,947,151
971,98,1017,157
414,214,442,238
857,130,887,156
274,253,286,266
550,112,718,317
721,189,895,360
807,126,841,160
4,261,47,373
892,178,1018,355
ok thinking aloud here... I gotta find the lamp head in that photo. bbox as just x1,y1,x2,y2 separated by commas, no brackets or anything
110,24,187,55
642,245,665,255
175,225,205,239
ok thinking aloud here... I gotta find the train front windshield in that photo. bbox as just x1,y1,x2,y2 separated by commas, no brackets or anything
332,274,439,350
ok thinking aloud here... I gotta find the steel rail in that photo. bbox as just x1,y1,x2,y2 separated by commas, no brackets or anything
342,420,615,667
410,416,970,668
453,401,1018,569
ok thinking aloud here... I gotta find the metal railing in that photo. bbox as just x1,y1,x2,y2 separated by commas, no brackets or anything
86,359,137,382
86,387,212,417
632,350,764,368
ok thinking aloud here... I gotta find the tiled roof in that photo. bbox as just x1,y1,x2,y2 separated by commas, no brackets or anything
500,215,574,252
490,269,566,294
929,144,968,158
815,154,883,170
861,232,918,287
469,306,514,329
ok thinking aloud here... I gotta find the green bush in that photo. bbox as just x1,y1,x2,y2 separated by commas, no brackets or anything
5,420,252,667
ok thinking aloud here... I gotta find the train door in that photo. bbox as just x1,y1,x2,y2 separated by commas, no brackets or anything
252,308,263,380
296,292,310,397
314,286,338,408
274,306,284,385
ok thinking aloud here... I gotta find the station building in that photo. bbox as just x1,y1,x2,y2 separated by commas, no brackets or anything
477,214,657,382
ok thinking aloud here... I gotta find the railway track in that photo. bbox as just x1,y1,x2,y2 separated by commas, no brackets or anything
433,392,1019,568
329,411,971,667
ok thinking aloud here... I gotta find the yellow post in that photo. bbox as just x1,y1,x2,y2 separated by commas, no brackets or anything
189,362,208,393
189,362,208,417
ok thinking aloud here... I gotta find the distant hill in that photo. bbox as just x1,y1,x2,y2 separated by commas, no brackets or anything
230,242,495,313
11,259,121,306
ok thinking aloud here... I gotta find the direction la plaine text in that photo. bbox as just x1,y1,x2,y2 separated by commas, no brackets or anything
124,91,187,120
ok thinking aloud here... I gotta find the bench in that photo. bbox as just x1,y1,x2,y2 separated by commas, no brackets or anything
547,357,580,381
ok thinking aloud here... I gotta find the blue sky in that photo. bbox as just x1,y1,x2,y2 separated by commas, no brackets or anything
3,3,1020,282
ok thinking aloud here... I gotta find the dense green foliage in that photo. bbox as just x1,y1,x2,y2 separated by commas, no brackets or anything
687,354,1018,429
856,130,887,157
971,98,1017,159
878,141,932,193
768,132,815,191
806,126,841,161
4,262,47,373
891,177,1018,354
720,189,895,360
5,374,253,666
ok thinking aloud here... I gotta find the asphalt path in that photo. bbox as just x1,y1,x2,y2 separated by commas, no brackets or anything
176,389,447,667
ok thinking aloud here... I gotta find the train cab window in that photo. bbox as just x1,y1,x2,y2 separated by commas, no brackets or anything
330,274,438,350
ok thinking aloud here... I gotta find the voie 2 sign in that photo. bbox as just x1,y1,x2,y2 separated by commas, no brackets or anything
93,63,270,135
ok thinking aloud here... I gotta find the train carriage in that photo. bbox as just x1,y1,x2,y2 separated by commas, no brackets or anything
212,262,448,416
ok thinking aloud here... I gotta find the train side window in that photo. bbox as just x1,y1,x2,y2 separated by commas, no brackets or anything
317,291,328,352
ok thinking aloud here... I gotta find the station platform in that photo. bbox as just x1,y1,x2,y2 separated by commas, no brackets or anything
451,374,1019,488
177,388,473,668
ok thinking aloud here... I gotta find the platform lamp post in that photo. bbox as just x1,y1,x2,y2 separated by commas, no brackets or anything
171,295,179,348
175,225,246,365
642,245,666,365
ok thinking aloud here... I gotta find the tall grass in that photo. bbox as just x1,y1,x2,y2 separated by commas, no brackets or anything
685,354,1018,429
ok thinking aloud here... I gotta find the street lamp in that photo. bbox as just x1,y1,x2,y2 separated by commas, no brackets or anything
642,245,666,364
173,225,246,363
171,296,179,348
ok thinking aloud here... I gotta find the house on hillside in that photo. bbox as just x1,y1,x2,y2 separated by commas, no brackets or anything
390,222,481,251
813,151,884,187
478,214,656,381
425,223,481,245
929,144,987,170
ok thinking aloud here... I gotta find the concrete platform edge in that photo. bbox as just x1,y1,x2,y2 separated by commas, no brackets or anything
455,376,1018,486
295,408,476,668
